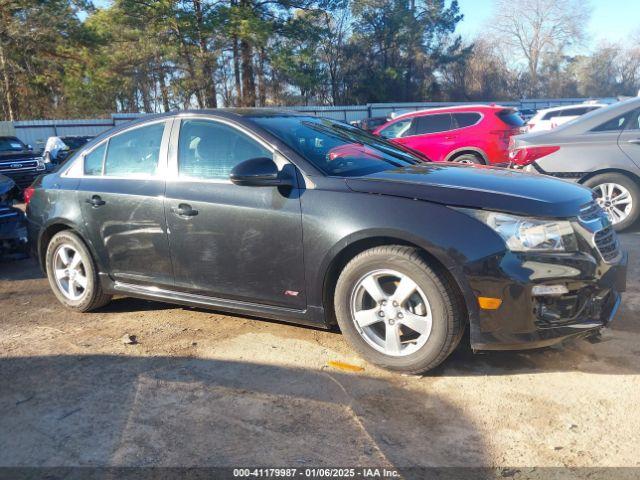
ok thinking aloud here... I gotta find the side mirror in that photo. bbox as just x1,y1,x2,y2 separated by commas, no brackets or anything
27,144,33,151
230,157,293,187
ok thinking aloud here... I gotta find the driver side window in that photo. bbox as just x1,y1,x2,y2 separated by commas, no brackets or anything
177,119,272,180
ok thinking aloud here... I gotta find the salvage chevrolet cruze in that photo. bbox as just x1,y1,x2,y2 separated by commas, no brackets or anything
25,110,628,374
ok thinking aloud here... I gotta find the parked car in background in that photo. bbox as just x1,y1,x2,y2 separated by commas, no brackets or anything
0,136,48,189
0,174,28,259
510,97,640,231
389,110,414,119
350,116,389,132
373,105,525,165
44,135,94,164
26,110,627,374
516,108,537,122
527,103,606,132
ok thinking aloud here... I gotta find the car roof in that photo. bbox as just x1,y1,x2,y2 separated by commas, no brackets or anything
84,109,309,144
521,96,640,140
392,104,509,121
536,103,606,114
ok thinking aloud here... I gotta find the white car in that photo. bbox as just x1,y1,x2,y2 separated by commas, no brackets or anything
527,103,606,132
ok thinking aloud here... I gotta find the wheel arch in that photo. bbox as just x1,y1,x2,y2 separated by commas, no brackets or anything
445,147,488,164
38,220,98,273
578,168,640,187
320,234,474,329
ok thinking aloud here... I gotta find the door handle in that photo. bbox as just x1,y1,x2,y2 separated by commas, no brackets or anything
171,203,198,217
627,139,640,145
85,195,105,207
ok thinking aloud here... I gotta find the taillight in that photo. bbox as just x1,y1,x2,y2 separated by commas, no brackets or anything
490,129,511,138
23,186,35,205
509,146,560,166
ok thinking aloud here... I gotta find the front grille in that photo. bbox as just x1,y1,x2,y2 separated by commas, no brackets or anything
579,201,603,222
0,160,38,171
594,226,620,262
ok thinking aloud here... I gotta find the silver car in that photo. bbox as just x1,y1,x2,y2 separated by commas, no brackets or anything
511,97,640,231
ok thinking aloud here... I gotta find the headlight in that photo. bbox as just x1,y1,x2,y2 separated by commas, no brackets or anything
458,208,577,252
35,156,46,169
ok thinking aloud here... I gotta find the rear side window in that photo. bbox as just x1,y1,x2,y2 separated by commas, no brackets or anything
591,110,637,132
413,114,453,134
558,107,587,116
453,113,481,128
378,119,412,139
104,122,165,177
178,119,271,180
542,111,559,120
497,110,525,127
84,143,106,176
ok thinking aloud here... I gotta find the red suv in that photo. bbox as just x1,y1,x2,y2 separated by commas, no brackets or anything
373,105,525,164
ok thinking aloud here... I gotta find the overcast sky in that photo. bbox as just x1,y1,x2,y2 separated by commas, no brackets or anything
456,0,639,48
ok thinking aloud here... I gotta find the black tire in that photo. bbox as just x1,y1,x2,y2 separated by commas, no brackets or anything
583,173,640,232
450,153,483,165
45,230,112,312
334,246,466,374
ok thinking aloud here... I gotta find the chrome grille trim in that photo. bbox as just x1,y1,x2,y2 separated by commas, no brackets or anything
594,226,620,263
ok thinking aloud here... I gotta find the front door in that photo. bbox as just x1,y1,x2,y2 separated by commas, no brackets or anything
78,120,173,287
164,117,306,309
618,108,640,169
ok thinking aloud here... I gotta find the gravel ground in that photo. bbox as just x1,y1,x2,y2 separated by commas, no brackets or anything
0,231,638,476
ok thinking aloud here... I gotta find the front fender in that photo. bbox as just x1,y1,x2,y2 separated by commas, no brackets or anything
301,189,506,328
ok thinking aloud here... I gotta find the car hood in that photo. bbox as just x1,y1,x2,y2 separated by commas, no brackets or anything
0,150,38,161
345,163,593,217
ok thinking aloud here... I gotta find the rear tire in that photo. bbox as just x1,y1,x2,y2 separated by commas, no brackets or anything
334,246,466,374
583,173,639,232
45,230,112,312
450,153,483,165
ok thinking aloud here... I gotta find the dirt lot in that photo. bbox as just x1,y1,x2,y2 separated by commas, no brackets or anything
0,231,639,475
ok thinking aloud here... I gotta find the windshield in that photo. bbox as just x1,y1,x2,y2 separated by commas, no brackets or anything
250,116,427,177
0,137,26,152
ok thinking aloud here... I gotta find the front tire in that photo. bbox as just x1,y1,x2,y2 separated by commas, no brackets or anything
334,246,466,374
45,230,112,312
583,173,639,232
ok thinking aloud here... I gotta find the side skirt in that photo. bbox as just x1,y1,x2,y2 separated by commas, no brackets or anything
103,276,328,329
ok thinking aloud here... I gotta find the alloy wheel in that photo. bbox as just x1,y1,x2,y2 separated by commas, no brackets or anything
593,182,633,225
350,269,433,357
53,244,89,301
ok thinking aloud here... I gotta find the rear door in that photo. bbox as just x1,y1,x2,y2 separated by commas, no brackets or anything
164,116,306,309
394,113,455,161
77,120,174,287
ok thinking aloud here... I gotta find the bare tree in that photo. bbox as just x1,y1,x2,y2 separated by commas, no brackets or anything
489,0,591,96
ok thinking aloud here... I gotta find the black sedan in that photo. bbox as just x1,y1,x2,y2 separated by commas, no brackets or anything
25,110,627,374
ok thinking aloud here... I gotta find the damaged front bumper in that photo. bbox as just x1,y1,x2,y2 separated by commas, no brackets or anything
466,211,628,351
